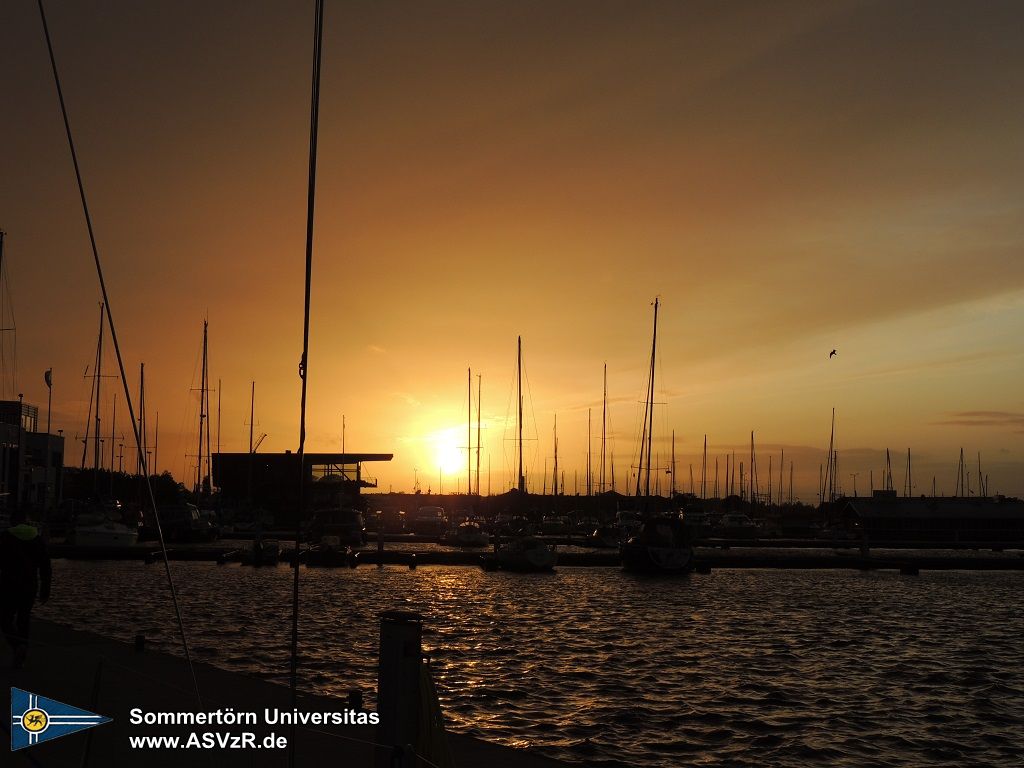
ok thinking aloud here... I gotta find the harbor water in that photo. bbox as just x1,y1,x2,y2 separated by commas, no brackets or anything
39,560,1024,767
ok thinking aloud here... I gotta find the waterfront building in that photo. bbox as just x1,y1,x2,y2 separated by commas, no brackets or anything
0,398,64,512
839,489,1024,543
212,451,392,524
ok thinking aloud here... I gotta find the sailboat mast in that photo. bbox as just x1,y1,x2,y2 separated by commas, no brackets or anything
110,393,116,473
249,382,255,453
476,374,482,495
138,363,146,475
824,408,835,503
671,430,676,497
600,362,607,493
978,452,983,496
905,448,912,497
701,434,707,499
587,408,592,496
94,302,104,476
196,320,207,493
553,414,558,496
645,299,658,498
749,431,755,507
517,336,524,492
247,381,255,507
468,366,472,495
779,449,785,506
204,330,212,493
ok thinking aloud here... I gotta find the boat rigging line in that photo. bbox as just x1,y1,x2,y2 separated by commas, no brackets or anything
291,0,325,764
35,0,202,709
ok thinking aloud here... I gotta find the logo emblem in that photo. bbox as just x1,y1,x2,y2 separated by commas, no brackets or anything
10,688,111,751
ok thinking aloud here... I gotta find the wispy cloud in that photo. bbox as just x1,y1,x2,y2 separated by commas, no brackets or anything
392,392,421,408
933,411,1024,432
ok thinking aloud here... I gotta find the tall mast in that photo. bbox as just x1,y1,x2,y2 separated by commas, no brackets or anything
587,408,592,496
779,449,785,506
645,298,658,498
517,336,524,493
600,363,607,493
824,408,835,503
110,393,116,473
476,374,481,495
247,381,255,507
671,429,676,497
138,363,146,475
552,414,558,496
153,411,158,475
467,366,472,495
204,329,212,494
749,431,755,508
905,448,912,497
701,434,707,499
731,450,736,496
978,451,984,497
93,302,104,478
196,320,207,494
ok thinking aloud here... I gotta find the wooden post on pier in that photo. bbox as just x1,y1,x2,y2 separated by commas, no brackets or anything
377,611,423,767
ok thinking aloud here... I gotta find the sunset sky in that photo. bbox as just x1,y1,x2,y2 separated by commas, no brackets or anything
2,0,1023,500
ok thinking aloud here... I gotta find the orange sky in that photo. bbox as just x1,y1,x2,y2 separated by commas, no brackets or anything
2,0,1023,500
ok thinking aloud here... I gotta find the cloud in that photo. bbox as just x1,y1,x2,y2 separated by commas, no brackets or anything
368,345,387,355
392,392,421,408
933,411,1024,429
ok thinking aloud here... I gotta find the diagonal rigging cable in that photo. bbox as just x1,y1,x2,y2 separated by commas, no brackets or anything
290,0,325,764
36,0,202,709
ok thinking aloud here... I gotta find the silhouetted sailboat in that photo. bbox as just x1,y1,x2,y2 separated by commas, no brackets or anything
487,336,556,572
620,300,694,573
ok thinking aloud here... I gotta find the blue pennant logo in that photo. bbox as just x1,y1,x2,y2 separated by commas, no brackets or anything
10,688,111,751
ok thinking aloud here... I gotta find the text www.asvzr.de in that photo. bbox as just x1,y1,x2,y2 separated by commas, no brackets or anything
129,733,288,749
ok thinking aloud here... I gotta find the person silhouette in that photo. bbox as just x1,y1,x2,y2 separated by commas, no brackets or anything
0,508,52,668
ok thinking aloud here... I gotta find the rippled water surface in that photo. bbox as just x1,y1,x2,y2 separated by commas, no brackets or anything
40,562,1024,767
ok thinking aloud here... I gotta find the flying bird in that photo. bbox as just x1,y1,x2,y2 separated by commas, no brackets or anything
829,349,837,358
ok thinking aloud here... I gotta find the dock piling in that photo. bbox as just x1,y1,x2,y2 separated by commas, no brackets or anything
376,611,423,768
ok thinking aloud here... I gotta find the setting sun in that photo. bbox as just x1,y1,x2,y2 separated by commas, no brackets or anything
432,427,466,477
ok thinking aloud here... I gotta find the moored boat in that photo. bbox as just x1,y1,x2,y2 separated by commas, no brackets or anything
68,500,140,547
486,535,557,572
620,516,693,573
407,506,448,537
443,520,490,547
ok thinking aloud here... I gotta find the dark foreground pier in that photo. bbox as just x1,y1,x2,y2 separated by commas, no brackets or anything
3,620,565,768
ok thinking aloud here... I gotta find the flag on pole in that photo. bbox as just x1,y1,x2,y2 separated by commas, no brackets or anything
44,368,52,388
